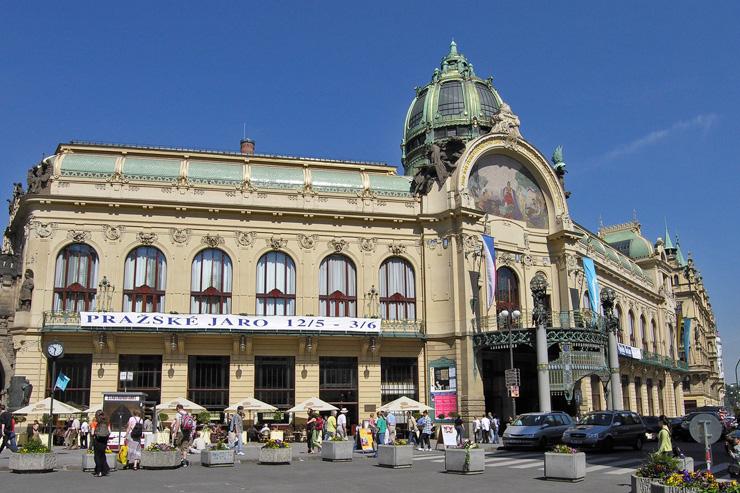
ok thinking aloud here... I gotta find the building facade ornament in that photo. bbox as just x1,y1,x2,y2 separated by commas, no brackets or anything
329,238,349,253
201,233,224,248
236,231,256,248
137,232,158,246
269,236,288,250
32,222,54,239
490,102,521,148
169,228,190,245
67,230,90,243
298,234,319,250
27,160,53,194
103,225,124,242
359,237,377,253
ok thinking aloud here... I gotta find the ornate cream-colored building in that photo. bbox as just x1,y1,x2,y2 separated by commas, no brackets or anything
0,42,724,425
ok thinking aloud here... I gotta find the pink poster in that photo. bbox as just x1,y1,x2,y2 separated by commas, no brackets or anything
432,391,457,417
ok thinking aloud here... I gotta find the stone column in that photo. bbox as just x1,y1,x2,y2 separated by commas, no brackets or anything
531,274,551,412
600,287,623,410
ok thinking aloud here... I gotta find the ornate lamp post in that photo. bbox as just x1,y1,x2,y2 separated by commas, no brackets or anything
531,273,551,412
498,308,521,417
600,287,623,410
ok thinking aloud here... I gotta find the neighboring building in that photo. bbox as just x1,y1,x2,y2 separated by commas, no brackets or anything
0,42,723,422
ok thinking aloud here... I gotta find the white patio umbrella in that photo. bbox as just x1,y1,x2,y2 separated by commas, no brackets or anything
155,397,206,412
225,397,277,413
86,403,103,416
379,396,433,412
288,397,338,413
14,397,82,415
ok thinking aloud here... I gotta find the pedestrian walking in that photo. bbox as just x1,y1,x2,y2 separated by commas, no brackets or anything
480,414,491,444
0,404,19,454
92,410,110,477
80,418,89,449
326,410,337,439
387,410,397,443
491,413,500,444
126,409,144,470
472,416,481,443
336,408,348,439
373,412,387,456
313,413,324,451
367,413,377,455
417,410,432,451
657,415,673,454
406,411,418,446
454,415,465,446
171,404,195,467
306,410,316,454
230,406,245,455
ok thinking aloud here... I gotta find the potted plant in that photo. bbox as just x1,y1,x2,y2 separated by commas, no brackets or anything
321,434,354,462
378,438,414,469
444,440,484,475
9,438,57,473
141,443,181,469
82,447,117,471
196,411,212,425
544,444,586,482
201,440,235,467
632,453,681,493
259,439,291,465
650,471,738,493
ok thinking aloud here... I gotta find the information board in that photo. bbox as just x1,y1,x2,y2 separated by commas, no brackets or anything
431,391,457,418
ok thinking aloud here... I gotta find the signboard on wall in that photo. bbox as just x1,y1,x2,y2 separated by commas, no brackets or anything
617,343,643,360
81,312,381,333
431,391,457,418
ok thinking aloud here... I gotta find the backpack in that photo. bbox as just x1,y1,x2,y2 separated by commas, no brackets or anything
131,418,143,440
95,421,109,438
315,417,324,431
181,413,195,433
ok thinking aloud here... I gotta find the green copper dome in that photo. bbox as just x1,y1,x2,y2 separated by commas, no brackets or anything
401,41,503,175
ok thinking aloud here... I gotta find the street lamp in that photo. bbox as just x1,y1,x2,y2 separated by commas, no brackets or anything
498,308,521,417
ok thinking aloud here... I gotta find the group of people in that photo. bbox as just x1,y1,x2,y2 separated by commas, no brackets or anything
305,407,349,453
472,413,503,444
363,409,434,454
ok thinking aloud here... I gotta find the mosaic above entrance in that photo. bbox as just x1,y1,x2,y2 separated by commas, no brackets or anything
468,154,548,228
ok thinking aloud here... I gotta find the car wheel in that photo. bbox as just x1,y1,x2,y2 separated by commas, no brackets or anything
633,436,644,451
601,437,614,452
538,437,548,450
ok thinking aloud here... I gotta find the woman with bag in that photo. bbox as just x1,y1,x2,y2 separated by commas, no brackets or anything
92,410,111,477
126,409,144,470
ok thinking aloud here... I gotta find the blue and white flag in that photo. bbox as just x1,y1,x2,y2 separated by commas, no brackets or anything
683,318,692,360
482,235,496,312
582,257,600,313
55,372,70,392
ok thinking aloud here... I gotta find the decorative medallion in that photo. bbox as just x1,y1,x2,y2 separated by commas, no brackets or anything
298,234,319,250
67,230,90,243
32,222,54,239
497,252,515,266
236,231,256,248
360,238,377,253
137,232,157,245
202,234,224,248
388,241,406,256
169,228,190,245
523,254,533,267
269,236,288,250
103,225,124,241
329,238,348,253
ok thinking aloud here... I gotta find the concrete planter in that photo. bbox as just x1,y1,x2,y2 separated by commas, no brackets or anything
321,439,354,462
9,453,57,473
377,445,413,469
259,447,292,464
82,453,117,471
444,448,485,475
201,449,235,467
631,475,653,493
544,452,586,482
141,450,181,469
649,484,692,493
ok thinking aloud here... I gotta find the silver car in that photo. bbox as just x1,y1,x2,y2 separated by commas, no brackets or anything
502,412,573,449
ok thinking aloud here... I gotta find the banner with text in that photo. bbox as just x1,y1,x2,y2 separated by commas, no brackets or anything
81,312,381,333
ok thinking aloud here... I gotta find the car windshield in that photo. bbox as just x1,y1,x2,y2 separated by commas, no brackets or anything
513,415,544,426
581,413,613,426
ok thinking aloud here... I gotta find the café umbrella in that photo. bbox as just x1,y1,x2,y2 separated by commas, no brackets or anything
379,396,433,412
225,398,277,413
14,397,81,415
155,397,206,412
288,398,338,413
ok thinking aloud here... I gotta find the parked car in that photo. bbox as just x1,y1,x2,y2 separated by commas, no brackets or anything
502,412,573,449
675,411,734,441
562,410,647,451
642,416,661,441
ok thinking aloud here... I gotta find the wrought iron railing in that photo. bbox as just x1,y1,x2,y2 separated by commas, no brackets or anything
639,350,690,371
480,310,607,331
43,311,81,327
380,319,425,336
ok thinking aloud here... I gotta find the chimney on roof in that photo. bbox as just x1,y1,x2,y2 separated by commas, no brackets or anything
240,138,255,156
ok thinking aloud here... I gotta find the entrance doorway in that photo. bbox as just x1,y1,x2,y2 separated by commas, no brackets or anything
188,355,229,413
319,357,358,428
480,346,537,420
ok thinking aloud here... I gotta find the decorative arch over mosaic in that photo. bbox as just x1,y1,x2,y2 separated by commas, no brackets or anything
468,153,549,228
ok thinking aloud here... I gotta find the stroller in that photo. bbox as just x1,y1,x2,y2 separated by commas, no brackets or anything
725,434,740,478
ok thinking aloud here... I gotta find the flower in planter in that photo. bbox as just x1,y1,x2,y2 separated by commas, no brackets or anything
19,438,50,454
661,470,735,492
459,439,479,450
86,448,113,454
393,439,408,446
329,435,347,442
550,444,578,454
210,440,229,451
145,443,175,452
262,439,289,449
635,452,681,480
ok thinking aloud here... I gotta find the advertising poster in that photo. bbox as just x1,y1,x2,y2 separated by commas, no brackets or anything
431,391,457,418
358,428,374,452
440,424,458,447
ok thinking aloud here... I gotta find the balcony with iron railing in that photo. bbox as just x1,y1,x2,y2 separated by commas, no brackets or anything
479,309,607,331
640,350,690,372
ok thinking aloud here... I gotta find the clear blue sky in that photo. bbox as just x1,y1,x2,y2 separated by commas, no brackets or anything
2,2,738,379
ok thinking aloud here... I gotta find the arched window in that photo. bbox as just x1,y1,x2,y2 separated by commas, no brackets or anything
615,305,624,343
582,290,591,312
640,315,648,351
123,246,166,312
668,324,675,359
319,254,356,317
628,311,636,346
651,320,658,354
256,251,296,316
495,267,520,313
53,243,98,312
673,275,679,286
379,258,415,320
191,249,232,314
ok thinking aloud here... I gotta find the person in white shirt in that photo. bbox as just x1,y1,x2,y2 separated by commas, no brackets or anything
80,420,90,449
188,432,208,454
480,415,491,444
66,417,80,449
337,408,348,439
472,417,481,443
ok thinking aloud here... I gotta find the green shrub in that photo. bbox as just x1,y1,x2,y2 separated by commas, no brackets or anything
20,438,50,454
196,411,212,425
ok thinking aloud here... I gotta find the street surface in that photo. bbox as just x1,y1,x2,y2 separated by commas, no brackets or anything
0,439,735,493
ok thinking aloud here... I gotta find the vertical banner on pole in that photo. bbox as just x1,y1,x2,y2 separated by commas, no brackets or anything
582,257,600,313
482,235,496,312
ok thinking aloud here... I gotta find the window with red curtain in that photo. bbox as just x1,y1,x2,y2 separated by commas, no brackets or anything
256,251,296,316
53,243,98,312
191,248,232,314
495,267,520,313
319,254,356,317
379,257,415,320
123,246,167,312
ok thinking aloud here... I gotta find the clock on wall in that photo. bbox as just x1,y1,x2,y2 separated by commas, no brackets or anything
45,341,65,359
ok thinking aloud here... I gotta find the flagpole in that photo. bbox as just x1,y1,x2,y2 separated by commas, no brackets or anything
47,360,56,450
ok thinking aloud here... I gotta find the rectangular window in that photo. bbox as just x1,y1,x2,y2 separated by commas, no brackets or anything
381,357,419,405
46,353,92,408
634,377,643,414
646,378,654,416
118,355,162,404
319,357,358,426
187,356,229,412
621,375,630,410
255,356,295,410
